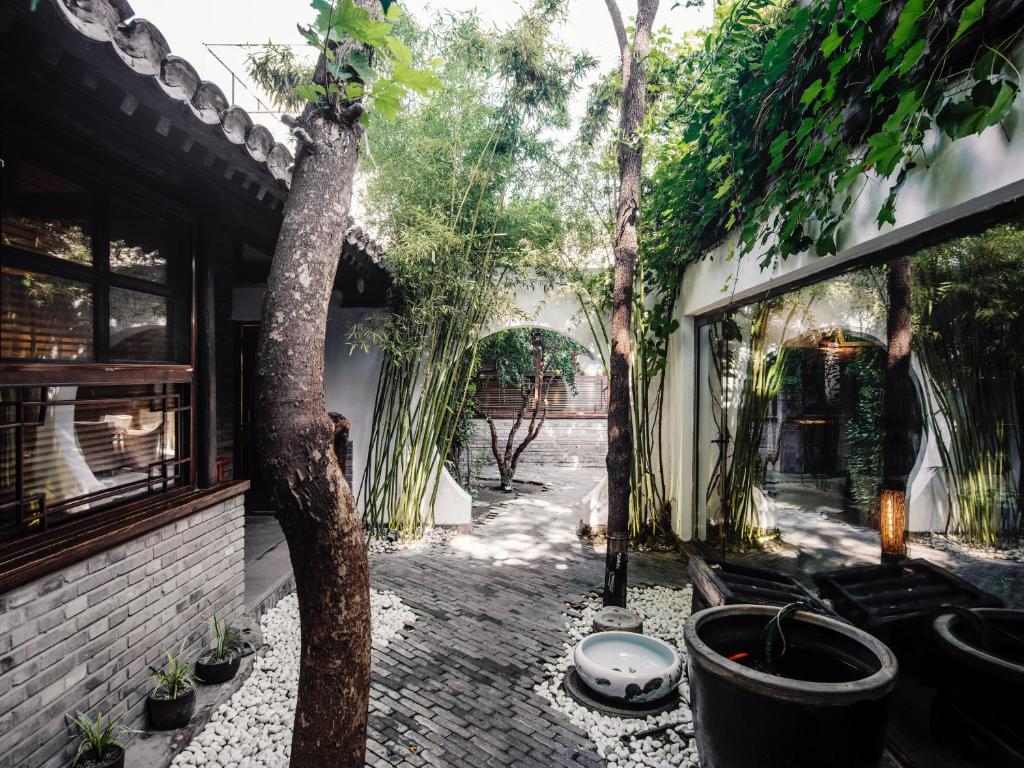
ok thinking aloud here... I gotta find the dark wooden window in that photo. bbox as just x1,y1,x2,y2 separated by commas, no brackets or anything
0,158,196,552
0,383,191,542
1,161,190,365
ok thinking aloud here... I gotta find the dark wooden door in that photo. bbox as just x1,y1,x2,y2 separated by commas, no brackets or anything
238,323,273,511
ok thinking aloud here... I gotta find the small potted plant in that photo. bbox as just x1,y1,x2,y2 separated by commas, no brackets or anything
195,603,243,685
147,648,198,730
67,711,135,767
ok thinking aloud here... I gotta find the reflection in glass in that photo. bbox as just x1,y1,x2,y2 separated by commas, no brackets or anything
109,206,169,284
1,163,92,266
0,385,181,540
1,217,92,265
0,266,94,360
109,287,170,361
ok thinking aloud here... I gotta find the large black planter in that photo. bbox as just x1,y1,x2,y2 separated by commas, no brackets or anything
74,746,125,768
684,605,898,768
147,685,196,730
195,652,241,685
930,608,1024,764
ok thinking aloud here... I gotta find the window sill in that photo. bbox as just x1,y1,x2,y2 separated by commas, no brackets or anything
0,480,250,595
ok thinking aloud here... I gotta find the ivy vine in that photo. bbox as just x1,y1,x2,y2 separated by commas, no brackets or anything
644,0,1023,289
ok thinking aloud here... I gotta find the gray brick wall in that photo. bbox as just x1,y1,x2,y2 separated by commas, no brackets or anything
0,494,246,768
469,418,607,468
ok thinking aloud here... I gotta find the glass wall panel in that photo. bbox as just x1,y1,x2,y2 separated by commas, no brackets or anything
695,217,1023,546
0,266,94,360
108,287,171,362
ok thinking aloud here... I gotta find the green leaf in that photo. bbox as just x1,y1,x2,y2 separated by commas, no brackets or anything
392,61,440,96
896,38,927,76
951,0,985,45
348,51,375,84
887,0,925,57
386,35,413,65
795,117,815,143
806,141,826,167
853,0,882,22
368,79,404,121
982,80,1017,129
330,0,392,48
769,132,789,159
708,153,731,172
713,174,734,201
865,130,904,176
800,78,823,106
293,83,324,103
882,88,922,132
821,26,844,58
835,164,864,196
868,66,891,93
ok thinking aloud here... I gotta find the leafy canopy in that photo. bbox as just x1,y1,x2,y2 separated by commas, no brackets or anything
293,0,442,121
642,0,1022,287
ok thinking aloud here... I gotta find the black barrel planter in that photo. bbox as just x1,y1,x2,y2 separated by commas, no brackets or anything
930,608,1024,764
147,684,196,730
195,651,241,685
74,746,125,768
684,605,898,768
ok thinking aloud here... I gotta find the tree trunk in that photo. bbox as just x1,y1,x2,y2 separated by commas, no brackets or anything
476,334,550,490
255,12,378,763
603,0,659,608
880,254,913,561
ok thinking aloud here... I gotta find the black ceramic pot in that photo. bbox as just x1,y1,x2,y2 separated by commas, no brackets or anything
930,608,1024,764
147,685,196,730
684,604,898,768
195,651,241,685
74,745,125,768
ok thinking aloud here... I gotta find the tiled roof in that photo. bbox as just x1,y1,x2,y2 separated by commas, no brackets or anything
51,0,293,187
48,0,387,267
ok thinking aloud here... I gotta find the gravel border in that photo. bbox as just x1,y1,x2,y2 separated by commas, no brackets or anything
535,585,701,768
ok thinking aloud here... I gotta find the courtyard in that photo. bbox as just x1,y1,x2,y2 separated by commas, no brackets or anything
1,1,1023,767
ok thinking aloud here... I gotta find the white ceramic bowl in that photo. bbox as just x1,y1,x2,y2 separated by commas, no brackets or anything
573,631,682,703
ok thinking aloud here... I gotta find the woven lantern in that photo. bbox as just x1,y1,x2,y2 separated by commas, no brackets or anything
880,489,907,561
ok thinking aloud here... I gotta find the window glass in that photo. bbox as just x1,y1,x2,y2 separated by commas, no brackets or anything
108,287,171,362
109,206,170,284
1,164,92,266
0,384,183,540
0,266,94,361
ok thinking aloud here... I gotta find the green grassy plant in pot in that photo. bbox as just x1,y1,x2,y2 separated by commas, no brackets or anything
195,604,243,685
67,711,135,768
684,603,898,768
147,648,198,730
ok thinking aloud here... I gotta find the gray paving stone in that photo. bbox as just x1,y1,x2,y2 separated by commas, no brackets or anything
367,466,688,767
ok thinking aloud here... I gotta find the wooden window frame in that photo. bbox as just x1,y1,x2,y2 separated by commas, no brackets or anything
1,157,205,582
1,160,191,367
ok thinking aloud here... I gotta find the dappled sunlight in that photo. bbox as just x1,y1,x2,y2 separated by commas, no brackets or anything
447,469,600,566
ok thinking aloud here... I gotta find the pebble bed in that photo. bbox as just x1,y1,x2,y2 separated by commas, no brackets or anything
912,532,1024,563
365,526,460,554
171,589,415,768
535,585,701,768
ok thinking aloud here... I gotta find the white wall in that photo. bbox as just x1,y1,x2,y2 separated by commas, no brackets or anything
663,85,1024,540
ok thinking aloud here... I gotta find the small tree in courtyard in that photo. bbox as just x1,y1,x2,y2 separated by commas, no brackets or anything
474,329,583,490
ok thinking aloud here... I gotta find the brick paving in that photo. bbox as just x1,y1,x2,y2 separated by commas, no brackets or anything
364,468,688,768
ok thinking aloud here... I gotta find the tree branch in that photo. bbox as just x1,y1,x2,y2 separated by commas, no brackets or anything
604,0,628,58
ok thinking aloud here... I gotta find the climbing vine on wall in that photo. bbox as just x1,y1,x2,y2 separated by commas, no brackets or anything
645,0,1023,288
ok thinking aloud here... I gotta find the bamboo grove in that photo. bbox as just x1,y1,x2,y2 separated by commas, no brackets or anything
356,5,595,534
